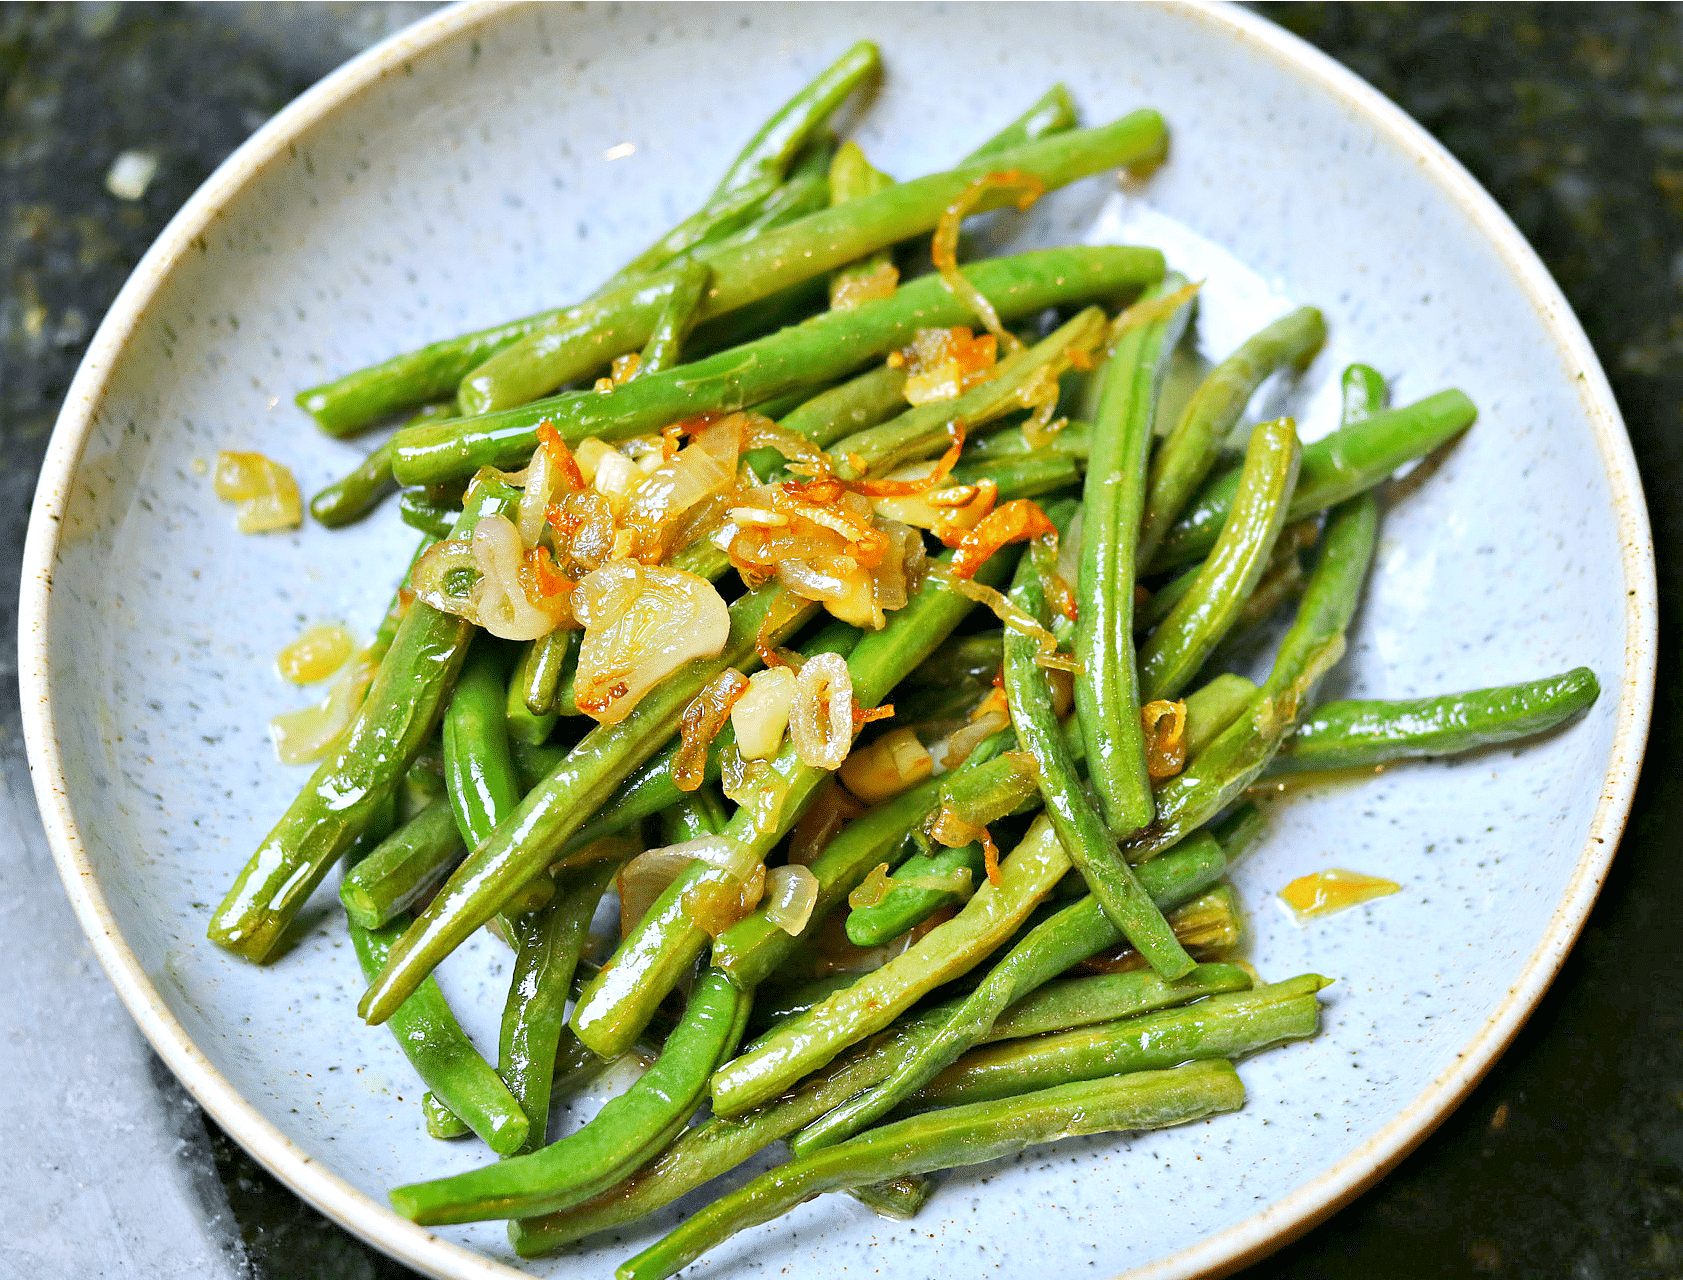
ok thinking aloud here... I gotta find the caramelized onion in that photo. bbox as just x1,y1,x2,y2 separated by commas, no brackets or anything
268,647,377,765
731,666,798,761
847,862,894,910
214,450,302,533
1142,698,1189,780
837,727,932,804
941,686,1013,769
673,669,749,791
950,499,1059,579
897,326,999,406
936,567,1080,674
617,834,760,937
763,864,820,935
573,562,731,724
789,652,854,769
472,515,567,640
930,170,1045,353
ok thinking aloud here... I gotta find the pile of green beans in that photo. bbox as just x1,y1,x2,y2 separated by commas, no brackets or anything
208,49,1607,1280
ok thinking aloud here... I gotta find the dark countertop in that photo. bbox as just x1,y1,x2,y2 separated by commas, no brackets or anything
2,4,1677,1277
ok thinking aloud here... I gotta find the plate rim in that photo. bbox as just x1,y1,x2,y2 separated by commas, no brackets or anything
17,3,1657,1279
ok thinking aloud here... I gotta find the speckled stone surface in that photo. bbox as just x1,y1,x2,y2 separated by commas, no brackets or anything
1,5,1678,1280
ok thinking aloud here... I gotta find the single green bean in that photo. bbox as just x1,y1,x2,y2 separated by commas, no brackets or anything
358,585,820,1024
398,489,456,538
443,640,522,848
908,632,1003,689
850,1177,932,1220
1136,306,1325,566
845,843,986,947
1007,498,1193,976
512,957,1245,1254
594,176,780,299
1138,416,1301,702
918,976,1326,1107
960,417,1091,464
777,361,910,449
309,440,396,528
950,446,1083,498
510,627,573,720
620,1062,1245,1280
423,1091,471,1140
339,800,464,929
209,478,518,959
1075,275,1196,838
350,913,528,1155
788,834,1226,1150
633,258,710,376
1270,667,1601,775
451,116,1167,418
970,84,1078,157
394,245,1162,485
498,858,622,1156
1183,673,1258,759
572,547,1016,1060
1150,388,1474,570
1341,361,1390,424
1122,494,1379,862
390,970,748,1224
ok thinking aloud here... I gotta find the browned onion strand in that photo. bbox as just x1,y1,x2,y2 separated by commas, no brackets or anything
929,170,1047,354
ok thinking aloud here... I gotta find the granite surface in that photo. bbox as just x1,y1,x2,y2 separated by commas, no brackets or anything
1,4,1678,1277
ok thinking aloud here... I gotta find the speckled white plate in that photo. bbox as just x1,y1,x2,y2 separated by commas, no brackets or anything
20,3,1655,1278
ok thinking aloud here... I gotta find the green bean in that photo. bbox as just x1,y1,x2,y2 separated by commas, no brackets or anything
1341,360,1390,424
661,784,729,843
398,489,456,538
970,84,1078,157
711,733,1011,989
209,480,518,960
572,547,1016,1060
309,441,396,528
358,585,821,1024
1162,883,1243,952
596,176,780,300
787,834,1225,1151
350,912,528,1155
1269,668,1601,775
829,306,1108,479
776,361,909,449
908,632,1002,688
710,809,1069,1118
498,858,622,1156
950,446,1083,498
443,639,523,849
1211,801,1267,859
845,843,986,947
422,1092,470,1140
394,245,1162,486
389,970,748,1225
620,1061,1245,1280
1149,388,1474,571
451,116,1167,418
1136,306,1325,566
509,627,572,726
1121,494,1378,862
705,42,880,204
918,977,1326,1107
1138,416,1301,702
1075,276,1197,838
850,1177,932,1220
960,417,1091,465
1007,499,1193,976
514,956,1243,1253
508,738,568,793
339,800,464,929
827,141,896,308
1183,673,1258,759
632,258,710,377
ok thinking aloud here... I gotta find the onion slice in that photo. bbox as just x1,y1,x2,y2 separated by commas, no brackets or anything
673,670,749,791
732,666,798,761
930,170,1046,353
763,864,820,936
788,652,855,770
1142,698,1189,780
573,563,731,724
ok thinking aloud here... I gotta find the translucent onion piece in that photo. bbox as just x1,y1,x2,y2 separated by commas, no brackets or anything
573,437,615,485
1279,868,1401,920
471,515,566,641
731,666,798,761
410,537,482,622
1141,698,1189,780
936,567,1081,675
623,424,739,553
516,436,557,548
898,326,999,406
837,727,933,804
573,562,731,724
673,670,748,791
213,451,302,533
942,686,1013,769
774,557,853,602
930,171,1046,353
268,648,377,765
950,500,1059,579
617,834,760,936
742,416,829,470
682,862,766,939
830,258,899,311
592,447,642,509
788,778,866,865
275,623,356,685
789,652,855,769
763,864,820,936
819,562,883,630
847,862,894,910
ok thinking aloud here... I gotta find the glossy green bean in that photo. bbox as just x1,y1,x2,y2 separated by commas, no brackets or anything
339,800,464,929
498,859,622,1156
918,976,1326,1106
390,970,748,1224
572,547,1016,1060
787,834,1227,1151
449,116,1167,420
1136,306,1325,566
971,84,1078,156
423,1091,471,1140
398,489,456,538
309,440,396,528
950,446,1083,499
443,640,523,847
394,245,1161,486
1270,667,1601,775
1005,500,1193,978
633,257,710,376
209,480,518,960
845,843,986,947
1075,275,1196,838
1138,416,1301,702
351,913,528,1155
1149,388,1474,571
509,627,572,730
1183,673,1258,759
827,141,896,307
908,632,1003,688
620,1062,1245,1280
1341,361,1390,424
358,585,820,1025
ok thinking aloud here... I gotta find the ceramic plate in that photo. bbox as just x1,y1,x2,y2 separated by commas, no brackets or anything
20,3,1655,1278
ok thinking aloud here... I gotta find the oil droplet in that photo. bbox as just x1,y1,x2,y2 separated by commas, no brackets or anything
1279,868,1400,921
276,623,357,684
